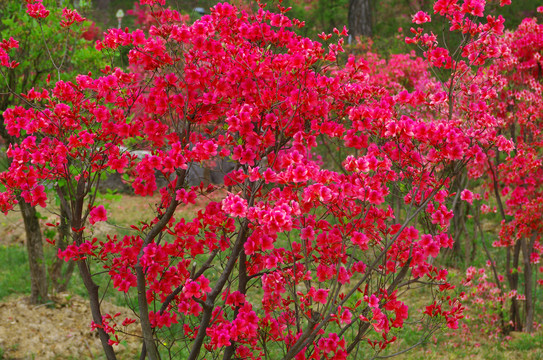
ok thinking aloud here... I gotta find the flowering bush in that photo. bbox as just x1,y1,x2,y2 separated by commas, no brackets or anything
460,264,507,340
0,0,535,358
0,0,108,303
447,7,543,334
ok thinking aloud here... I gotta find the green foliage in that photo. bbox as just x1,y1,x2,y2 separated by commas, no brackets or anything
273,0,348,37
67,259,130,308
0,0,107,111
96,189,123,202
278,0,543,60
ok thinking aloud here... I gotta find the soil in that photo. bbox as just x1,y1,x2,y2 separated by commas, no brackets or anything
0,294,141,359
0,195,153,359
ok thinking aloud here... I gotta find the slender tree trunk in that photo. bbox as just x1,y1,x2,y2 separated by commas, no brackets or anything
136,265,159,360
348,0,372,40
49,189,75,293
447,171,467,261
522,236,535,333
203,166,211,186
67,176,117,360
76,253,117,360
187,221,250,360
469,230,477,263
508,241,522,331
18,196,49,304
222,250,249,360
475,211,506,332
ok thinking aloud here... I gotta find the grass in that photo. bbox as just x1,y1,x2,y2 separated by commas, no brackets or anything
0,243,128,308
509,332,543,351
0,245,30,299
380,331,543,360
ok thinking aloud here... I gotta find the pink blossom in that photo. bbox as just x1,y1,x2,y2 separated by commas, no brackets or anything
27,2,50,19
412,11,431,24
221,193,248,217
461,189,474,204
314,289,329,304
89,205,107,225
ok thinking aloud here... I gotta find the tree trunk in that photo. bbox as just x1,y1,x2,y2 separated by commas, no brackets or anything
2,106,48,304
522,236,535,333
2,110,47,304
507,241,522,331
72,217,117,359
50,200,75,293
65,176,117,360
77,256,117,360
348,0,372,40
18,196,49,304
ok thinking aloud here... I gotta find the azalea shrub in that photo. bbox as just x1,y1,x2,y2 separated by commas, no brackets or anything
482,13,543,334
460,264,507,341
407,0,543,338
440,5,543,335
0,0,536,359
0,0,108,303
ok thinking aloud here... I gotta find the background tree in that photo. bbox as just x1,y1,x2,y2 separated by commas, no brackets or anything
348,0,371,39
0,0,105,302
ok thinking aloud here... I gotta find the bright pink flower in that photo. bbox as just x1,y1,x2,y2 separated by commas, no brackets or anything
368,294,379,308
176,188,197,204
412,11,431,24
371,308,389,333
27,2,50,19
461,0,485,17
221,193,248,217
31,185,47,208
314,288,329,304
184,280,201,298
89,205,107,224
149,311,177,329
461,189,474,205
60,8,85,28
433,0,458,16
351,231,369,250
0,37,18,51
339,307,352,325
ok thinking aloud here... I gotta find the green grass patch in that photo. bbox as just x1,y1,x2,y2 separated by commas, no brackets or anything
0,245,31,299
0,241,129,310
509,332,543,351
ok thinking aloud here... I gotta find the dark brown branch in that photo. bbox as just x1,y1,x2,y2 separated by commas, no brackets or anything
136,170,187,360
186,221,249,360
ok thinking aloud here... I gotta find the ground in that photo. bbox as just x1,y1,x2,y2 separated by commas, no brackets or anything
0,194,154,359
0,294,140,359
